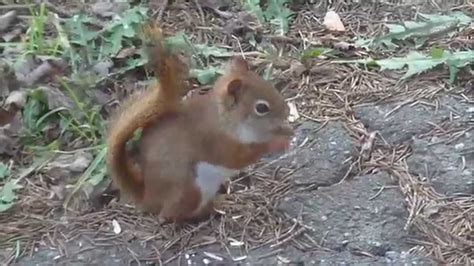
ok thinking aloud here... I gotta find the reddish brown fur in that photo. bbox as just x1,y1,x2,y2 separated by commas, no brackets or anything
106,24,186,201
106,25,293,223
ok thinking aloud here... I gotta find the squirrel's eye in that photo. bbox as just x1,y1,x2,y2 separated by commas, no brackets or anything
255,100,270,116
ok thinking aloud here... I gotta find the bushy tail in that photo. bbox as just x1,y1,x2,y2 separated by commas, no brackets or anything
106,22,187,201
142,22,189,101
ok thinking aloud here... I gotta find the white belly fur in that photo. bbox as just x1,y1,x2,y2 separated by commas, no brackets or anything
194,125,263,212
194,162,239,211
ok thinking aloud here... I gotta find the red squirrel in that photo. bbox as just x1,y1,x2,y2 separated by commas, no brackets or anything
106,24,293,223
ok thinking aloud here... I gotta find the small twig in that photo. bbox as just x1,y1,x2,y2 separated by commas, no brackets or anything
193,0,206,24
369,186,385,200
44,1,72,18
152,0,168,22
127,247,141,266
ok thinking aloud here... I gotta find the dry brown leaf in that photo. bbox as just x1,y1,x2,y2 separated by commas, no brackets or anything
287,59,307,77
92,59,113,76
1,27,22,42
15,58,65,86
223,12,255,35
115,47,137,59
0,108,16,126
201,0,233,19
5,90,27,109
0,11,17,31
41,122,60,143
89,89,111,106
90,2,128,18
0,130,15,156
0,112,21,155
0,62,20,97
43,151,93,181
38,86,74,110
323,10,345,32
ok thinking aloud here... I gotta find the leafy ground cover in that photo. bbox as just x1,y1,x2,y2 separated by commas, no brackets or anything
0,0,472,265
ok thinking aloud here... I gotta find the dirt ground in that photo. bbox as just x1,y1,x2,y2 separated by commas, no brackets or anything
0,1,473,265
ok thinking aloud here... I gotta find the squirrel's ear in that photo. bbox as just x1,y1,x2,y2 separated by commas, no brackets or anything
225,79,243,105
227,78,242,96
228,56,249,73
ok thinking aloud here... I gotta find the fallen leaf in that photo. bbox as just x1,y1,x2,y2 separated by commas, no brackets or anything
223,12,255,36
41,123,60,143
1,46,22,60
200,0,231,10
15,58,63,87
0,11,17,31
43,151,93,181
115,47,137,59
38,86,74,110
0,108,16,126
91,2,129,18
88,89,111,106
201,0,233,19
0,103,21,155
0,109,22,133
13,55,39,82
92,59,114,76
5,90,27,109
1,27,22,42
287,101,300,122
285,59,307,77
0,129,16,156
323,10,345,32
0,63,20,97
51,151,93,172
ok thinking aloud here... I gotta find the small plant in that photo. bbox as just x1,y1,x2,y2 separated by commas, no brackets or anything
19,83,104,149
0,163,10,179
0,162,18,212
356,12,472,50
338,11,474,83
0,180,20,212
243,0,293,35
337,49,473,84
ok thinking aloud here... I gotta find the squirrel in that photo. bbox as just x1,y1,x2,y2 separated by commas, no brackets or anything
106,23,294,223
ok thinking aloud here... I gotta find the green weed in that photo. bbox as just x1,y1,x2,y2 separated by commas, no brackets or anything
24,3,63,56
243,0,293,35
356,11,472,50
341,12,473,83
